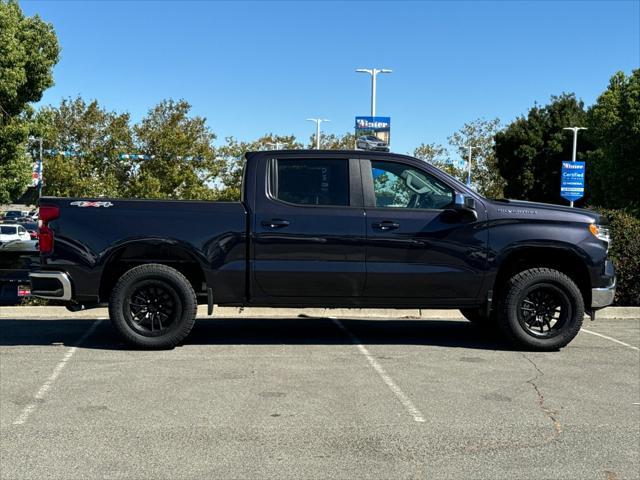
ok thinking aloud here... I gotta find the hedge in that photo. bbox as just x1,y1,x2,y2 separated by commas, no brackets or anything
591,208,640,306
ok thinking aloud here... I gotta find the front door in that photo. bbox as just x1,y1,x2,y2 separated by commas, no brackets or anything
361,158,487,300
252,156,366,299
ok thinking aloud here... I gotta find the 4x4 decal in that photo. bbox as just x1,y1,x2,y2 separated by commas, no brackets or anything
70,201,114,208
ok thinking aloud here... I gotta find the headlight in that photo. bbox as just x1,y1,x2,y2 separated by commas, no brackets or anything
589,224,611,248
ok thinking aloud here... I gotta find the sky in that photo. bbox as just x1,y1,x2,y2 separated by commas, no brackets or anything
21,0,640,156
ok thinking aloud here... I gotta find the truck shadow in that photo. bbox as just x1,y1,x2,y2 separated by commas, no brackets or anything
0,317,519,351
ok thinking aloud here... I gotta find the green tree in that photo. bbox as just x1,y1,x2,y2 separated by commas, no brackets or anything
309,132,357,150
32,97,135,197
217,134,301,200
495,94,589,204
0,0,59,203
130,99,222,200
449,118,505,198
413,142,464,180
586,69,640,214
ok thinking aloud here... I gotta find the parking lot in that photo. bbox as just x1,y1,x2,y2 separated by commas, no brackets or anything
1,310,638,480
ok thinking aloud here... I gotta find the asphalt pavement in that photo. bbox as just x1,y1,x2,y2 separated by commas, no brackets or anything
1,311,638,479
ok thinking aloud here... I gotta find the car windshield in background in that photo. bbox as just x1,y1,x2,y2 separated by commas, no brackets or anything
1,226,17,234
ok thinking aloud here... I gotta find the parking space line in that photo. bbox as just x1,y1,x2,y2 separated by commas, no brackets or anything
12,318,104,426
329,317,426,423
580,328,639,352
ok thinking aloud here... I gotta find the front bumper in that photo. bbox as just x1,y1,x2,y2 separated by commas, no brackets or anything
29,271,73,301
591,278,616,309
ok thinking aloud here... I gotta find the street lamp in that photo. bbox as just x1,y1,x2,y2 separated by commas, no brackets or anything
356,68,392,117
464,145,478,187
563,127,587,207
266,141,287,150
307,118,329,150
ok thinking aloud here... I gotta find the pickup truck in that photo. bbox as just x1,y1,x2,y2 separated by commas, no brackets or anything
30,150,616,350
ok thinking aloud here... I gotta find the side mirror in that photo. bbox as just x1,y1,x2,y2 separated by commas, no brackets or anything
453,193,476,211
445,193,477,222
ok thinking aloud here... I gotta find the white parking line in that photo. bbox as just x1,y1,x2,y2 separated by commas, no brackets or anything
329,317,426,423
580,328,639,352
12,318,104,426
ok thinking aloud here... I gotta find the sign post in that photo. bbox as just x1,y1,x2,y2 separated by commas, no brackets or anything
560,161,585,206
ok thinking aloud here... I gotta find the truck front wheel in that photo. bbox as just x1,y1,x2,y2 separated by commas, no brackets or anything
108,264,197,349
498,268,584,351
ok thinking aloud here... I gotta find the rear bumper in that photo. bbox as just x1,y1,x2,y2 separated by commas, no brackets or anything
591,278,616,309
29,271,72,301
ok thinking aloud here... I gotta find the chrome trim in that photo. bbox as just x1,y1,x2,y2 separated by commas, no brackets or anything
591,278,616,309
29,271,73,301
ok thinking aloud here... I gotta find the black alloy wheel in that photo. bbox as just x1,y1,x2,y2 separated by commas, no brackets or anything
126,280,182,336
517,283,572,338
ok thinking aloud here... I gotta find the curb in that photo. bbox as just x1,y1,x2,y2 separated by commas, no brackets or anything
1,305,638,320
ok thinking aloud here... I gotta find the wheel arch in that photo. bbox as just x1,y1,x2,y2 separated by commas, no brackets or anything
98,238,208,303
492,244,591,307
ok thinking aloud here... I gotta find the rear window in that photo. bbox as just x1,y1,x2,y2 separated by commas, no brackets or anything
273,158,349,206
1,226,17,234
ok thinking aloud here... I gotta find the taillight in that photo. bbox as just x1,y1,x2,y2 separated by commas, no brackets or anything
38,205,60,254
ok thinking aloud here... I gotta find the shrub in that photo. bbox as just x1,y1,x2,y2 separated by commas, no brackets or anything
591,208,640,306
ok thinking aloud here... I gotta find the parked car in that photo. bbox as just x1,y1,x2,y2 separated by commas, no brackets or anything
21,222,39,240
0,224,31,243
2,210,30,221
356,135,389,152
0,240,39,306
30,150,615,350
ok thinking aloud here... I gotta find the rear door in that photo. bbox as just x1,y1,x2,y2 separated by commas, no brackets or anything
361,158,487,300
252,155,366,299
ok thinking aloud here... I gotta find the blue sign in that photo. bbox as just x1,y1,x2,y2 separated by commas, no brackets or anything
355,116,390,131
560,161,585,202
355,116,391,150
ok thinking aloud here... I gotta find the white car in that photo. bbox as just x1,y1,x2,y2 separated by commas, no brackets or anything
0,224,31,243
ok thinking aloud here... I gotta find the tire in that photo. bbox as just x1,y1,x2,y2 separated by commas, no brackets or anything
497,268,584,351
460,308,492,324
108,264,197,349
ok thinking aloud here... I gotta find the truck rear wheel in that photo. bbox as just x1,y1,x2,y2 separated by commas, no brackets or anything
497,268,584,351
108,264,197,349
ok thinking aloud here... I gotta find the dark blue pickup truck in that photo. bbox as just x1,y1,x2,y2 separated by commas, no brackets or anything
30,150,615,350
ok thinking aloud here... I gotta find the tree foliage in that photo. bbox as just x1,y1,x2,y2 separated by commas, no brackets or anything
309,132,357,150
413,142,463,179
586,70,640,214
495,94,589,204
449,118,505,198
0,0,59,203
131,99,221,200
33,97,134,197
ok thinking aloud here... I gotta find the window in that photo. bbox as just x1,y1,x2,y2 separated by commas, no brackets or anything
1,226,17,235
18,226,27,234
370,161,454,209
274,158,349,206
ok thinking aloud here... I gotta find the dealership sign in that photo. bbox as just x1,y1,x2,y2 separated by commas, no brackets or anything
355,116,391,150
560,161,585,202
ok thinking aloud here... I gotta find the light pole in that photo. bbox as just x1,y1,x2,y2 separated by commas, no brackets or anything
464,145,478,187
563,127,587,207
266,141,287,150
356,68,392,117
307,118,329,149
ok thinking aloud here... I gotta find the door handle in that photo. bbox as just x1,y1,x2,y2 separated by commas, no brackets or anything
261,219,290,229
372,220,400,231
